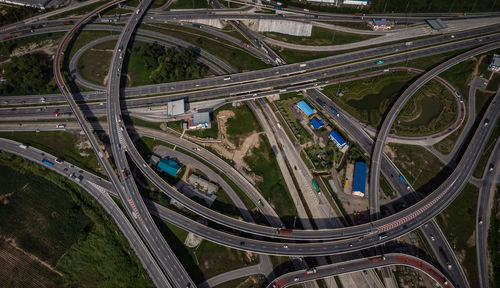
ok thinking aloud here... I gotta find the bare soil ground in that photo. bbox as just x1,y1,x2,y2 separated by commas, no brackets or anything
205,109,263,176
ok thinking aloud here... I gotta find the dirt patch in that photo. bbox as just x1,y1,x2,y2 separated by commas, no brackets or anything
473,55,485,77
383,144,397,160
466,231,476,248
204,109,263,177
11,40,58,58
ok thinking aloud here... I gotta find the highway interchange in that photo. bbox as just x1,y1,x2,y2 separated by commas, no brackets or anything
1,1,499,287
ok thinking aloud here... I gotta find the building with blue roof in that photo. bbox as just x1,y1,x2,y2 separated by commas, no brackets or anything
329,130,346,148
310,117,324,130
352,161,367,197
296,100,315,117
157,159,181,177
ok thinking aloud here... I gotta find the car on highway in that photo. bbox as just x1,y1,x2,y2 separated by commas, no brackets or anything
375,60,385,65
20,100,25,104
283,245,288,249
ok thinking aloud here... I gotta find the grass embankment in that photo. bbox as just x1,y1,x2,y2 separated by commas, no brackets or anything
263,26,375,46
244,134,298,226
0,152,152,287
489,187,500,288
141,23,270,71
154,218,258,284
388,144,452,196
436,183,480,288
475,90,496,115
0,131,103,177
472,117,500,178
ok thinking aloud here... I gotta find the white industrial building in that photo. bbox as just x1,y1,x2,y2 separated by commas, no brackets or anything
307,0,339,4
343,0,369,6
488,54,500,72
0,0,50,9
371,19,392,30
188,112,211,129
166,99,185,116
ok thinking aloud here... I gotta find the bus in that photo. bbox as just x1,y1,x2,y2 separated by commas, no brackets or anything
41,159,54,166
312,180,320,193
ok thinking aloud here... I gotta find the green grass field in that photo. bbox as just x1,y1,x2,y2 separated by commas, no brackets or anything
432,120,466,155
244,134,298,226
154,218,258,284
489,188,500,288
487,73,500,91
270,45,337,63
475,90,496,115
437,183,480,288
225,104,262,147
0,152,153,287
438,58,476,100
388,144,453,196
263,26,375,46
0,131,103,177
213,275,265,288
77,41,114,85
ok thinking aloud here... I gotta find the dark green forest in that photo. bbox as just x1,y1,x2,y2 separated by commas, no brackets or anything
132,43,208,83
0,52,57,95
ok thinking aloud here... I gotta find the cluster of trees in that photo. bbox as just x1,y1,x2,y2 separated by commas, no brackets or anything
0,5,39,27
133,43,208,83
0,52,57,95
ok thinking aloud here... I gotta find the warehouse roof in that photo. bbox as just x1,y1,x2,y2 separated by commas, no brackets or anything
310,117,324,130
329,130,346,147
167,99,185,116
296,100,315,117
190,112,211,126
372,19,391,26
352,162,367,197
426,19,447,30
157,159,181,177
490,54,500,68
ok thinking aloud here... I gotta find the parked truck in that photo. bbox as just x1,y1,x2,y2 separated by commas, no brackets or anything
276,228,293,235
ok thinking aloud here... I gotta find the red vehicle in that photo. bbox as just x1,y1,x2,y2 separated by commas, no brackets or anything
20,100,25,104
53,109,59,114
61,20,73,25
276,228,293,235
243,42,248,47
354,12,364,16
2,35,15,41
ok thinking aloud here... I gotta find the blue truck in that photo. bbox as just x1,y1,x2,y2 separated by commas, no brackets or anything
315,98,325,107
274,6,282,10
399,175,406,184
41,159,54,166
330,106,340,117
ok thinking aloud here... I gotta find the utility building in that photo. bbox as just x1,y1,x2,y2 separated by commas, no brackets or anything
352,161,367,197
295,100,315,117
329,130,346,148
371,19,392,30
188,112,211,129
426,19,448,31
310,117,324,130
157,159,181,177
343,0,369,5
488,54,500,72
167,99,185,116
